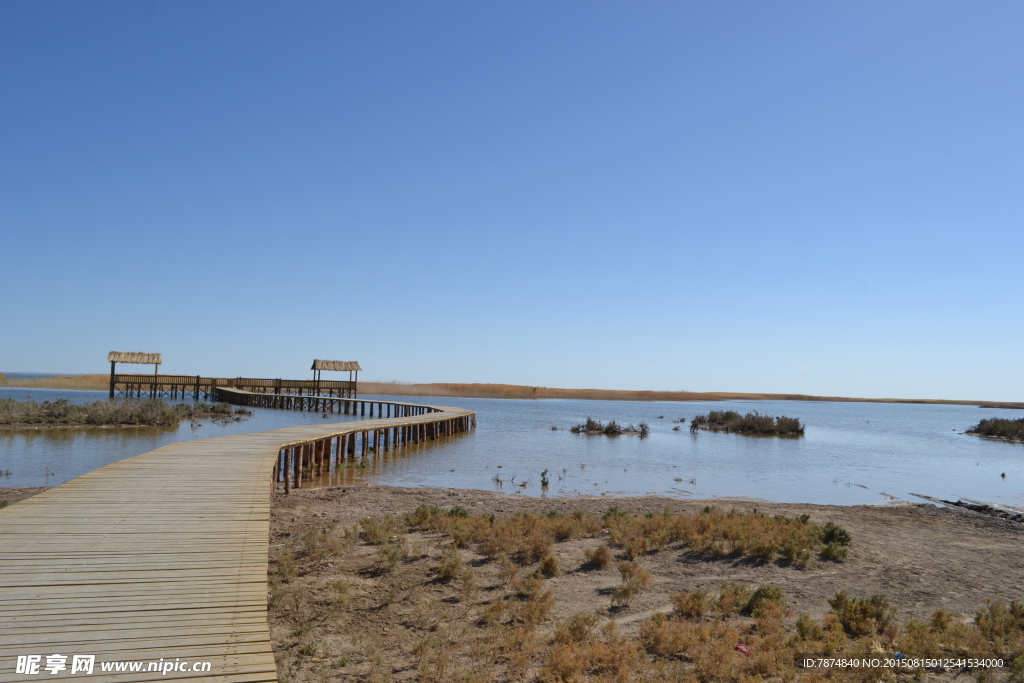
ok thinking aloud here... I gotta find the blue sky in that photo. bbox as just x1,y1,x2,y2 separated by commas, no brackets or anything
2,2,1021,400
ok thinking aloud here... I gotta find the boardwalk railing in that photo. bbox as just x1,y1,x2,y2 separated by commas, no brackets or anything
109,375,357,401
215,388,475,494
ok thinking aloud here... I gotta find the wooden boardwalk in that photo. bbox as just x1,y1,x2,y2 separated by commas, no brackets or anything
0,403,475,683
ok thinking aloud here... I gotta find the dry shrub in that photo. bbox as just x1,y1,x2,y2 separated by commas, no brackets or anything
299,525,343,561
376,540,407,572
361,516,404,545
640,613,740,658
497,557,521,586
718,582,753,615
828,590,896,636
745,584,785,616
612,582,643,608
617,561,653,589
540,554,562,577
543,622,642,682
603,506,834,564
460,568,478,601
582,545,612,570
511,587,555,626
672,590,709,618
435,545,463,582
554,613,601,645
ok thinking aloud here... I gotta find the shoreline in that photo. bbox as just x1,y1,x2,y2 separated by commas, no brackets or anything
3,375,1022,406
0,422,175,430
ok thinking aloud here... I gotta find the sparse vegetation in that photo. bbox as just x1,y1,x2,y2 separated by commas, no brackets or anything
968,417,1024,443
0,397,251,427
690,410,805,436
269,501,1024,683
402,504,844,568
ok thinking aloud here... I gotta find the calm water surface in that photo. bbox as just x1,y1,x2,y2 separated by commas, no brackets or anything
2,388,1022,506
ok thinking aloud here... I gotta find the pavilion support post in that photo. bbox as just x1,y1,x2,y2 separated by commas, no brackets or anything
109,362,116,398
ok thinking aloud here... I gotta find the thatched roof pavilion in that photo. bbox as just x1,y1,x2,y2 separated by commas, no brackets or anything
311,360,361,391
108,352,162,365
311,360,361,372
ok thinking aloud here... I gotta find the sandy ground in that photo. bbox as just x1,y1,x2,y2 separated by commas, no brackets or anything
271,484,1024,624
267,484,1024,682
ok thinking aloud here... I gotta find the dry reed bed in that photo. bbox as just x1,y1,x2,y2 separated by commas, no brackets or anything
0,373,109,391
0,397,250,427
359,381,1015,407
267,500,1022,682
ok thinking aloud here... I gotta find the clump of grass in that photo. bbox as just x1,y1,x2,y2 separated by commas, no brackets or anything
745,584,785,616
968,416,1024,442
539,554,561,577
361,516,404,545
828,590,896,636
328,579,352,608
689,409,804,436
718,582,753,614
435,546,463,582
671,589,709,618
554,612,600,644
0,500,8,510
376,541,407,572
0,397,251,427
581,545,612,570
611,561,653,609
611,581,642,608
299,525,343,561
617,561,652,588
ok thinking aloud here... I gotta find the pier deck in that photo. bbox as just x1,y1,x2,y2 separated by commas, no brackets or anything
0,403,475,683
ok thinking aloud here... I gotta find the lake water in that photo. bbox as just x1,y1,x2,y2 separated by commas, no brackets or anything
1,387,1022,506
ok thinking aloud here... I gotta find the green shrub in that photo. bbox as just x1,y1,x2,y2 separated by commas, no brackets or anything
377,541,407,571
820,542,849,561
745,585,785,616
822,522,852,546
